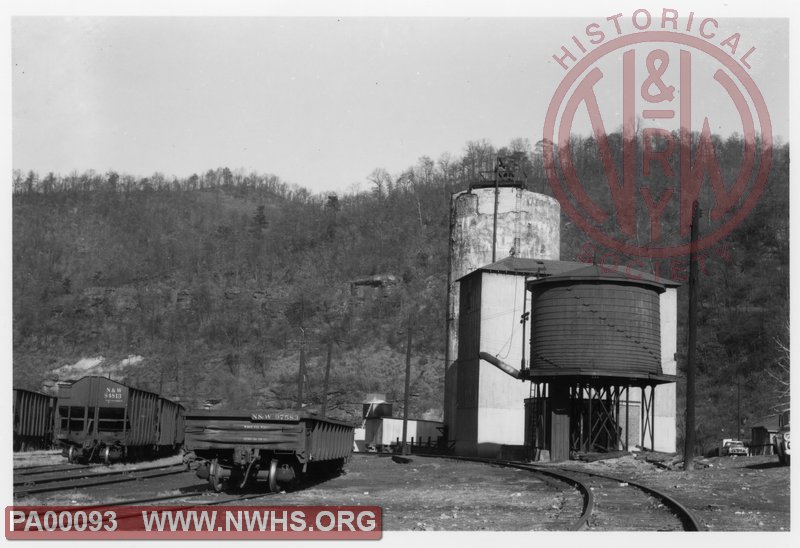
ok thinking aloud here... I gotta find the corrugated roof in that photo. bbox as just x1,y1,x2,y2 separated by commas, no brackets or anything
459,256,679,287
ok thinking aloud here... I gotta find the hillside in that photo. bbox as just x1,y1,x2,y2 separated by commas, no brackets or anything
12,166,452,421
12,136,790,454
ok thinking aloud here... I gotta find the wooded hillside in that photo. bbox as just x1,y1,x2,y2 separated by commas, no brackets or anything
12,135,789,455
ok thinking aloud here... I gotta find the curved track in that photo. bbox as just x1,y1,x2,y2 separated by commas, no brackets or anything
531,464,701,531
425,454,702,531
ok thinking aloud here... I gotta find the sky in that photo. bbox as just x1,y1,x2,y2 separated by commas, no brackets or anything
10,4,791,195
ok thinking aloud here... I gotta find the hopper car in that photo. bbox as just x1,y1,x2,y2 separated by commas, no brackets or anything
13,388,57,451
184,409,354,492
55,376,185,463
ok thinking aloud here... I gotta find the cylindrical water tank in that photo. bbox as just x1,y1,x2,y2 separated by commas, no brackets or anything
527,266,664,376
444,186,560,439
450,187,561,282
362,402,392,419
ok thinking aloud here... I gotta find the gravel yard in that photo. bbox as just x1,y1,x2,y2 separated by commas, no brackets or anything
13,451,790,531
559,453,791,531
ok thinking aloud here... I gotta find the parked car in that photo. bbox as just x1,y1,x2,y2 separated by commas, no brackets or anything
720,439,748,457
773,410,790,465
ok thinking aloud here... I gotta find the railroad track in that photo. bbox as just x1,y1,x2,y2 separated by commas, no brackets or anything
13,462,79,473
13,463,188,497
15,463,102,476
55,481,288,508
531,464,701,531
417,454,702,531
13,463,149,485
13,458,337,504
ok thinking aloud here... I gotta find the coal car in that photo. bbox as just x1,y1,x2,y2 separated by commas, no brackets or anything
184,409,354,492
55,376,184,463
13,388,57,451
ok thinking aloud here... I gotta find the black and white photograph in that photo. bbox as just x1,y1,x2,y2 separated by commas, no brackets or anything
4,0,794,541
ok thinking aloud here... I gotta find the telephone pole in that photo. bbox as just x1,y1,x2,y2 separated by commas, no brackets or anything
296,326,306,411
321,339,333,418
401,314,413,456
684,201,699,470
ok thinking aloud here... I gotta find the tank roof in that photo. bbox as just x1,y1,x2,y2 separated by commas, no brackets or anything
459,256,679,288
467,181,526,191
527,263,667,292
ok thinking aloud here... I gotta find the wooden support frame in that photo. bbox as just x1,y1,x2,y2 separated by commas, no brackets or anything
525,379,664,458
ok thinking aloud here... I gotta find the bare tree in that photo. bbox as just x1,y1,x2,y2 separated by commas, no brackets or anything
767,327,790,410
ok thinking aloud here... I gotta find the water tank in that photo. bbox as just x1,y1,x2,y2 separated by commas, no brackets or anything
362,394,392,419
450,187,560,282
444,186,560,439
527,265,664,377
362,402,392,419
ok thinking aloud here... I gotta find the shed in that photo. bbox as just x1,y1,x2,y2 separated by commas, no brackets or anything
750,415,780,455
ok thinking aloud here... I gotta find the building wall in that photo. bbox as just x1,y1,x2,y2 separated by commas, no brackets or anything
654,287,678,452
454,274,481,455
456,271,533,456
363,418,444,449
445,188,560,446
476,273,531,454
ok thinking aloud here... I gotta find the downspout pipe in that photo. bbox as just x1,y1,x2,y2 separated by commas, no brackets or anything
479,352,523,380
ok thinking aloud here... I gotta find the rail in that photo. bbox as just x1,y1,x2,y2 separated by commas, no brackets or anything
413,453,702,531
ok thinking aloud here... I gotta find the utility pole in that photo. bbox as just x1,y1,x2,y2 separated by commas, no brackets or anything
401,314,413,456
321,338,333,418
736,374,741,440
296,326,306,411
684,201,699,470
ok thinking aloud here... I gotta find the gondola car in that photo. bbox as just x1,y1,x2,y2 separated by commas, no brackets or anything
13,388,57,451
55,376,185,463
184,409,354,492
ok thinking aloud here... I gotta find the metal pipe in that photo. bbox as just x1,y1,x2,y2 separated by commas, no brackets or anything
492,164,499,262
520,275,528,370
479,352,522,379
